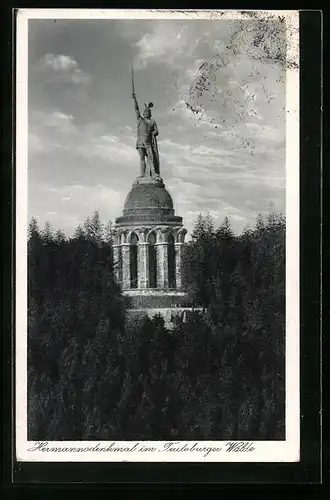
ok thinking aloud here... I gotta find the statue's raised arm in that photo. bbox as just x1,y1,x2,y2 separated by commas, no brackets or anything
132,92,141,120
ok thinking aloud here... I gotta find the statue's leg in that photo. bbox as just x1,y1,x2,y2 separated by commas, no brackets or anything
138,148,146,177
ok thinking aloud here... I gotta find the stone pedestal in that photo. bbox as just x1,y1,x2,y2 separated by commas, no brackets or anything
112,176,187,300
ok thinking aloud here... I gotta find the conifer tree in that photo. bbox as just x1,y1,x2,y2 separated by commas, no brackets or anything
27,207,285,441
73,225,85,240
83,210,103,245
104,220,114,244
42,221,54,244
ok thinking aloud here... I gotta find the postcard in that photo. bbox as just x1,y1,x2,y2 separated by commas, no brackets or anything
15,9,300,463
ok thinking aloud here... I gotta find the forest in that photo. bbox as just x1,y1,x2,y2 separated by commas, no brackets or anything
27,209,285,440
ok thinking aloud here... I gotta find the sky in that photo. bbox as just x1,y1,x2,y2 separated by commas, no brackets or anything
28,16,287,237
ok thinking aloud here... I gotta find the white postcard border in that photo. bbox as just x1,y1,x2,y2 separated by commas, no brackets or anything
15,9,300,463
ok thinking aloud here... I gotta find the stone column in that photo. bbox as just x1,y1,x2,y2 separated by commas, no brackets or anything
112,244,121,284
121,243,131,290
136,228,148,289
174,243,184,289
156,228,169,289
138,243,149,289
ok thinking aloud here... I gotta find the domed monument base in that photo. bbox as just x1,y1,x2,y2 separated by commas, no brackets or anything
112,176,187,303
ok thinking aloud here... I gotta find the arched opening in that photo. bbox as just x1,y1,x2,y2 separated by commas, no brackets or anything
168,232,176,288
148,231,157,288
129,232,139,289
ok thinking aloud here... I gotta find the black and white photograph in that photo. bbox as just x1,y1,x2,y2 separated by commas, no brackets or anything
16,9,300,462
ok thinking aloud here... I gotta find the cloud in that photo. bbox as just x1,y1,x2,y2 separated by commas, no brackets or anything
52,111,74,121
28,132,45,153
29,108,138,167
30,181,123,235
27,106,141,229
38,53,91,85
160,138,190,153
42,53,78,71
134,23,196,69
28,109,80,156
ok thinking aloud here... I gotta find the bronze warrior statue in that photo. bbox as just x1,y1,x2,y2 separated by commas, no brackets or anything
131,71,160,179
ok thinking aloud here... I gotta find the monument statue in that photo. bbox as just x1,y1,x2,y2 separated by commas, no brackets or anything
131,67,160,179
